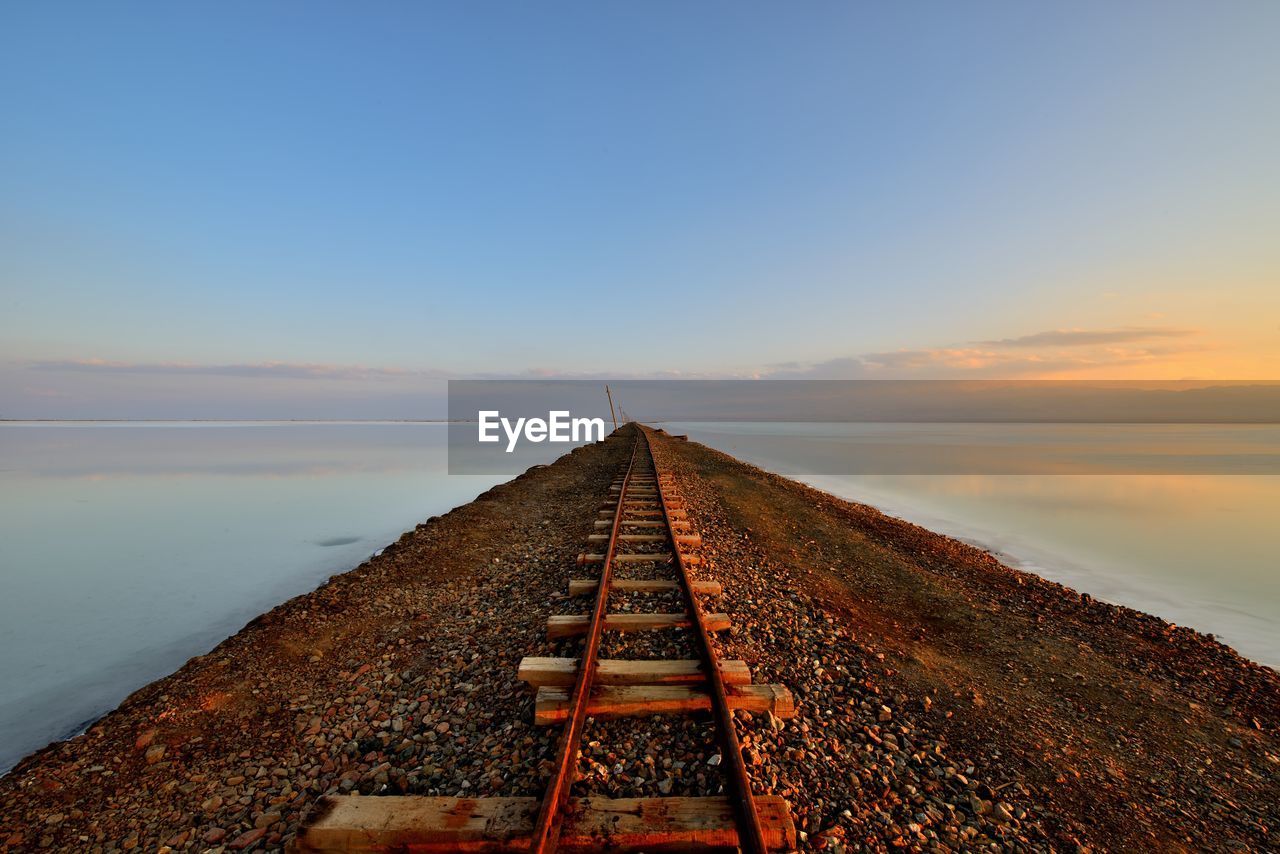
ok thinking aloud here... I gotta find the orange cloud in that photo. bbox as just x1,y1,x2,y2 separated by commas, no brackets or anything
977,327,1199,348
762,326,1223,379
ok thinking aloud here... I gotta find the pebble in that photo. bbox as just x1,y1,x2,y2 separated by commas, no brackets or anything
229,826,267,849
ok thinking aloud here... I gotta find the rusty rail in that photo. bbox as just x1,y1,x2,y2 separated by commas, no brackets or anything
532,427,769,853
640,426,769,854
528,438,639,851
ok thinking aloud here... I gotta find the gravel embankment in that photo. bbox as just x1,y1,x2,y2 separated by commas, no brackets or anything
0,438,628,852
644,434,1057,851
651,430,1279,852
2,425,1277,853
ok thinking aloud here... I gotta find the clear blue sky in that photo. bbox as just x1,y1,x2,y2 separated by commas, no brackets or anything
2,2,1277,417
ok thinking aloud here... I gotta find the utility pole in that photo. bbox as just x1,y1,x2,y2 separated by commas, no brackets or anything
605,385,618,432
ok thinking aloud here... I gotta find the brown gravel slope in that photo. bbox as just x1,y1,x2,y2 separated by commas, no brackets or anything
1,426,1277,853
0,437,630,852
652,429,1279,852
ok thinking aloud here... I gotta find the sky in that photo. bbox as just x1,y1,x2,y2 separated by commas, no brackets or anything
2,2,1278,418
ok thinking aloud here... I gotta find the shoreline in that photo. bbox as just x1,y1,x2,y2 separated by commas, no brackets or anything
794,474,1280,671
664,424,1280,670
2,430,1277,851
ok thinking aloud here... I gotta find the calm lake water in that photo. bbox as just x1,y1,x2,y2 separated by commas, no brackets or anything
666,422,1280,672
0,422,523,774
2,421,1277,774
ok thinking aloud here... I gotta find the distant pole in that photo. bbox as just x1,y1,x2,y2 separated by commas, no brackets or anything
605,385,618,432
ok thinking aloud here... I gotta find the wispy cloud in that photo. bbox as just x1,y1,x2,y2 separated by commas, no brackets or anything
15,326,1212,387
21,360,735,383
765,349,1082,379
760,326,1209,379
976,327,1199,348
24,359,443,381
1,324,1225,420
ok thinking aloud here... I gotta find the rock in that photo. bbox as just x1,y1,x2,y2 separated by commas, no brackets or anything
144,744,166,764
134,729,158,751
707,754,722,767
202,827,227,844
229,826,268,849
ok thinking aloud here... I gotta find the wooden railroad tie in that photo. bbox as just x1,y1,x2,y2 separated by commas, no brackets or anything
587,533,702,545
517,657,751,687
533,684,796,725
577,552,702,565
567,578,720,596
546,612,730,639
599,508,687,519
292,795,797,852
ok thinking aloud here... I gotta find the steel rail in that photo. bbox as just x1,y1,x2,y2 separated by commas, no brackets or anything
640,426,769,854
529,437,640,852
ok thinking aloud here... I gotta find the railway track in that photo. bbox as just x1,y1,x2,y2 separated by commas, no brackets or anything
293,425,796,852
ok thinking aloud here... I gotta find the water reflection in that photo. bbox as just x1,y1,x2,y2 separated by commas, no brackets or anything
669,422,1280,669
659,422,1280,474
0,422,585,773
2,422,444,478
